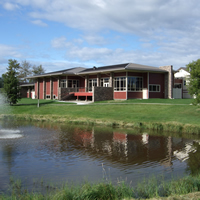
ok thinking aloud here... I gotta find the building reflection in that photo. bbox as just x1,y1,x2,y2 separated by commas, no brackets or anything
28,123,200,173
62,127,197,169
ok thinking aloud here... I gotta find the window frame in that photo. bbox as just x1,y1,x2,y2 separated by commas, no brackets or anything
88,78,97,91
60,79,66,88
149,84,160,92
100,78,110,87
46,95,50,99
68,79,79,88
114,77,126,91
127,76,143,92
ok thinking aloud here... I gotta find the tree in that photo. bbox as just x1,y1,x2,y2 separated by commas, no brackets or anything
32,64,45,76
18,60,32,83
0,77,3,88
17,60,45,83
186,59,200,105
2,59,21,105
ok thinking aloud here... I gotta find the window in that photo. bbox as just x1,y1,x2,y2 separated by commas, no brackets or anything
101,78,110,87
114,77,126,91
46,95,50,99
88,79,97,91
60,79,66,88
128,77,143,91
174,84,182,88
68,80,79,88
149,84,160,92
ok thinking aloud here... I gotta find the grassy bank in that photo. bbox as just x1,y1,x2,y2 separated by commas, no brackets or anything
94,98,193,104
0,98,200,134
1,174,200,200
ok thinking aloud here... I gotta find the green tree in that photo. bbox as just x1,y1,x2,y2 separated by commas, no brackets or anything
2,59,21,105
32,64,45,76
0,77,3,88
17,61,45,83
18,60,32,83
186,59,200,105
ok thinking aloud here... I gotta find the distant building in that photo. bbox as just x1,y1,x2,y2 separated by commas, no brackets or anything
173,67,192,99
20,83,35,98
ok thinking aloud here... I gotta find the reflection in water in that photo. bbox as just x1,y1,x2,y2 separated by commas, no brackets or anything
0,120,200,193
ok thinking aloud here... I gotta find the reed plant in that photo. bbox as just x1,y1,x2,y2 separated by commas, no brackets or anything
1,173,200,200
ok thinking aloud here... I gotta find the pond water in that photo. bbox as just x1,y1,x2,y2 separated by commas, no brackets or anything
0,120,200,194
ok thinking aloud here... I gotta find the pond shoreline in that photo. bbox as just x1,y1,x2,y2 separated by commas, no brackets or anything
0,113,200,135
0,113,200,200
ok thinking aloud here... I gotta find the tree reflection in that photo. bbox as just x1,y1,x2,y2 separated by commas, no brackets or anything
186,141,200,175
2,144,17,176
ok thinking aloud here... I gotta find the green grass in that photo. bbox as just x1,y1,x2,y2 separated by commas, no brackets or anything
1,174,200,200
0,98,200,134
17,98,75,105
94,98,193,104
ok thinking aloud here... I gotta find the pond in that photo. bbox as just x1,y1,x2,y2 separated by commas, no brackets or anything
0,120,200,194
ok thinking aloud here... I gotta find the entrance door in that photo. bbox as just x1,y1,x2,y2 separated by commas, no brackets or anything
72,80,79,92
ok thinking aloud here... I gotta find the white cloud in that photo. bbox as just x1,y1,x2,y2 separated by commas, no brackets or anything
0,44,22,58
83,35,107,46
3,2,19,10
1,0,200,73
51,37,73,49
0,44,22,76
68,46,113,62
31,19,48,27
4,0,200,35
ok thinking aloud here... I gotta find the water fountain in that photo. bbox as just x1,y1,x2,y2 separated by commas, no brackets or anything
0,129,23,139
0,93,23,139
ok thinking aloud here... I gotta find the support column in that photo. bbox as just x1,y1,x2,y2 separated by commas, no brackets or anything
50,77,53,99
159,65,173,99
97,74,100,87
85,75,88,92
37,79,39,99
109,72,113,87
43,78,46,99
66,76,68,88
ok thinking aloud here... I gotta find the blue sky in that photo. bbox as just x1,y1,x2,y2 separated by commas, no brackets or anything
1,0,200,76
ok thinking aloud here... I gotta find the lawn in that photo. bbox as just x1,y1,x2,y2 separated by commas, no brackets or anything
0,98,199,133
94,98,193,104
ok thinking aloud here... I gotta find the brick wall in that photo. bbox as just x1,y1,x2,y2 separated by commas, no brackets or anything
93,87,113,102
58,88,76,100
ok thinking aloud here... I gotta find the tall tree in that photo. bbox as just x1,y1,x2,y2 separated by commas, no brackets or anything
186,59,200,105
32,64,45,76
18,60,32,83
0,77,3,88
2,59,21,105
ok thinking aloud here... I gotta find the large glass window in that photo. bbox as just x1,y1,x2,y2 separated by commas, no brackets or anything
60,79,66,88
68,80,79,88
114,77,126,91
128,77,143,91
